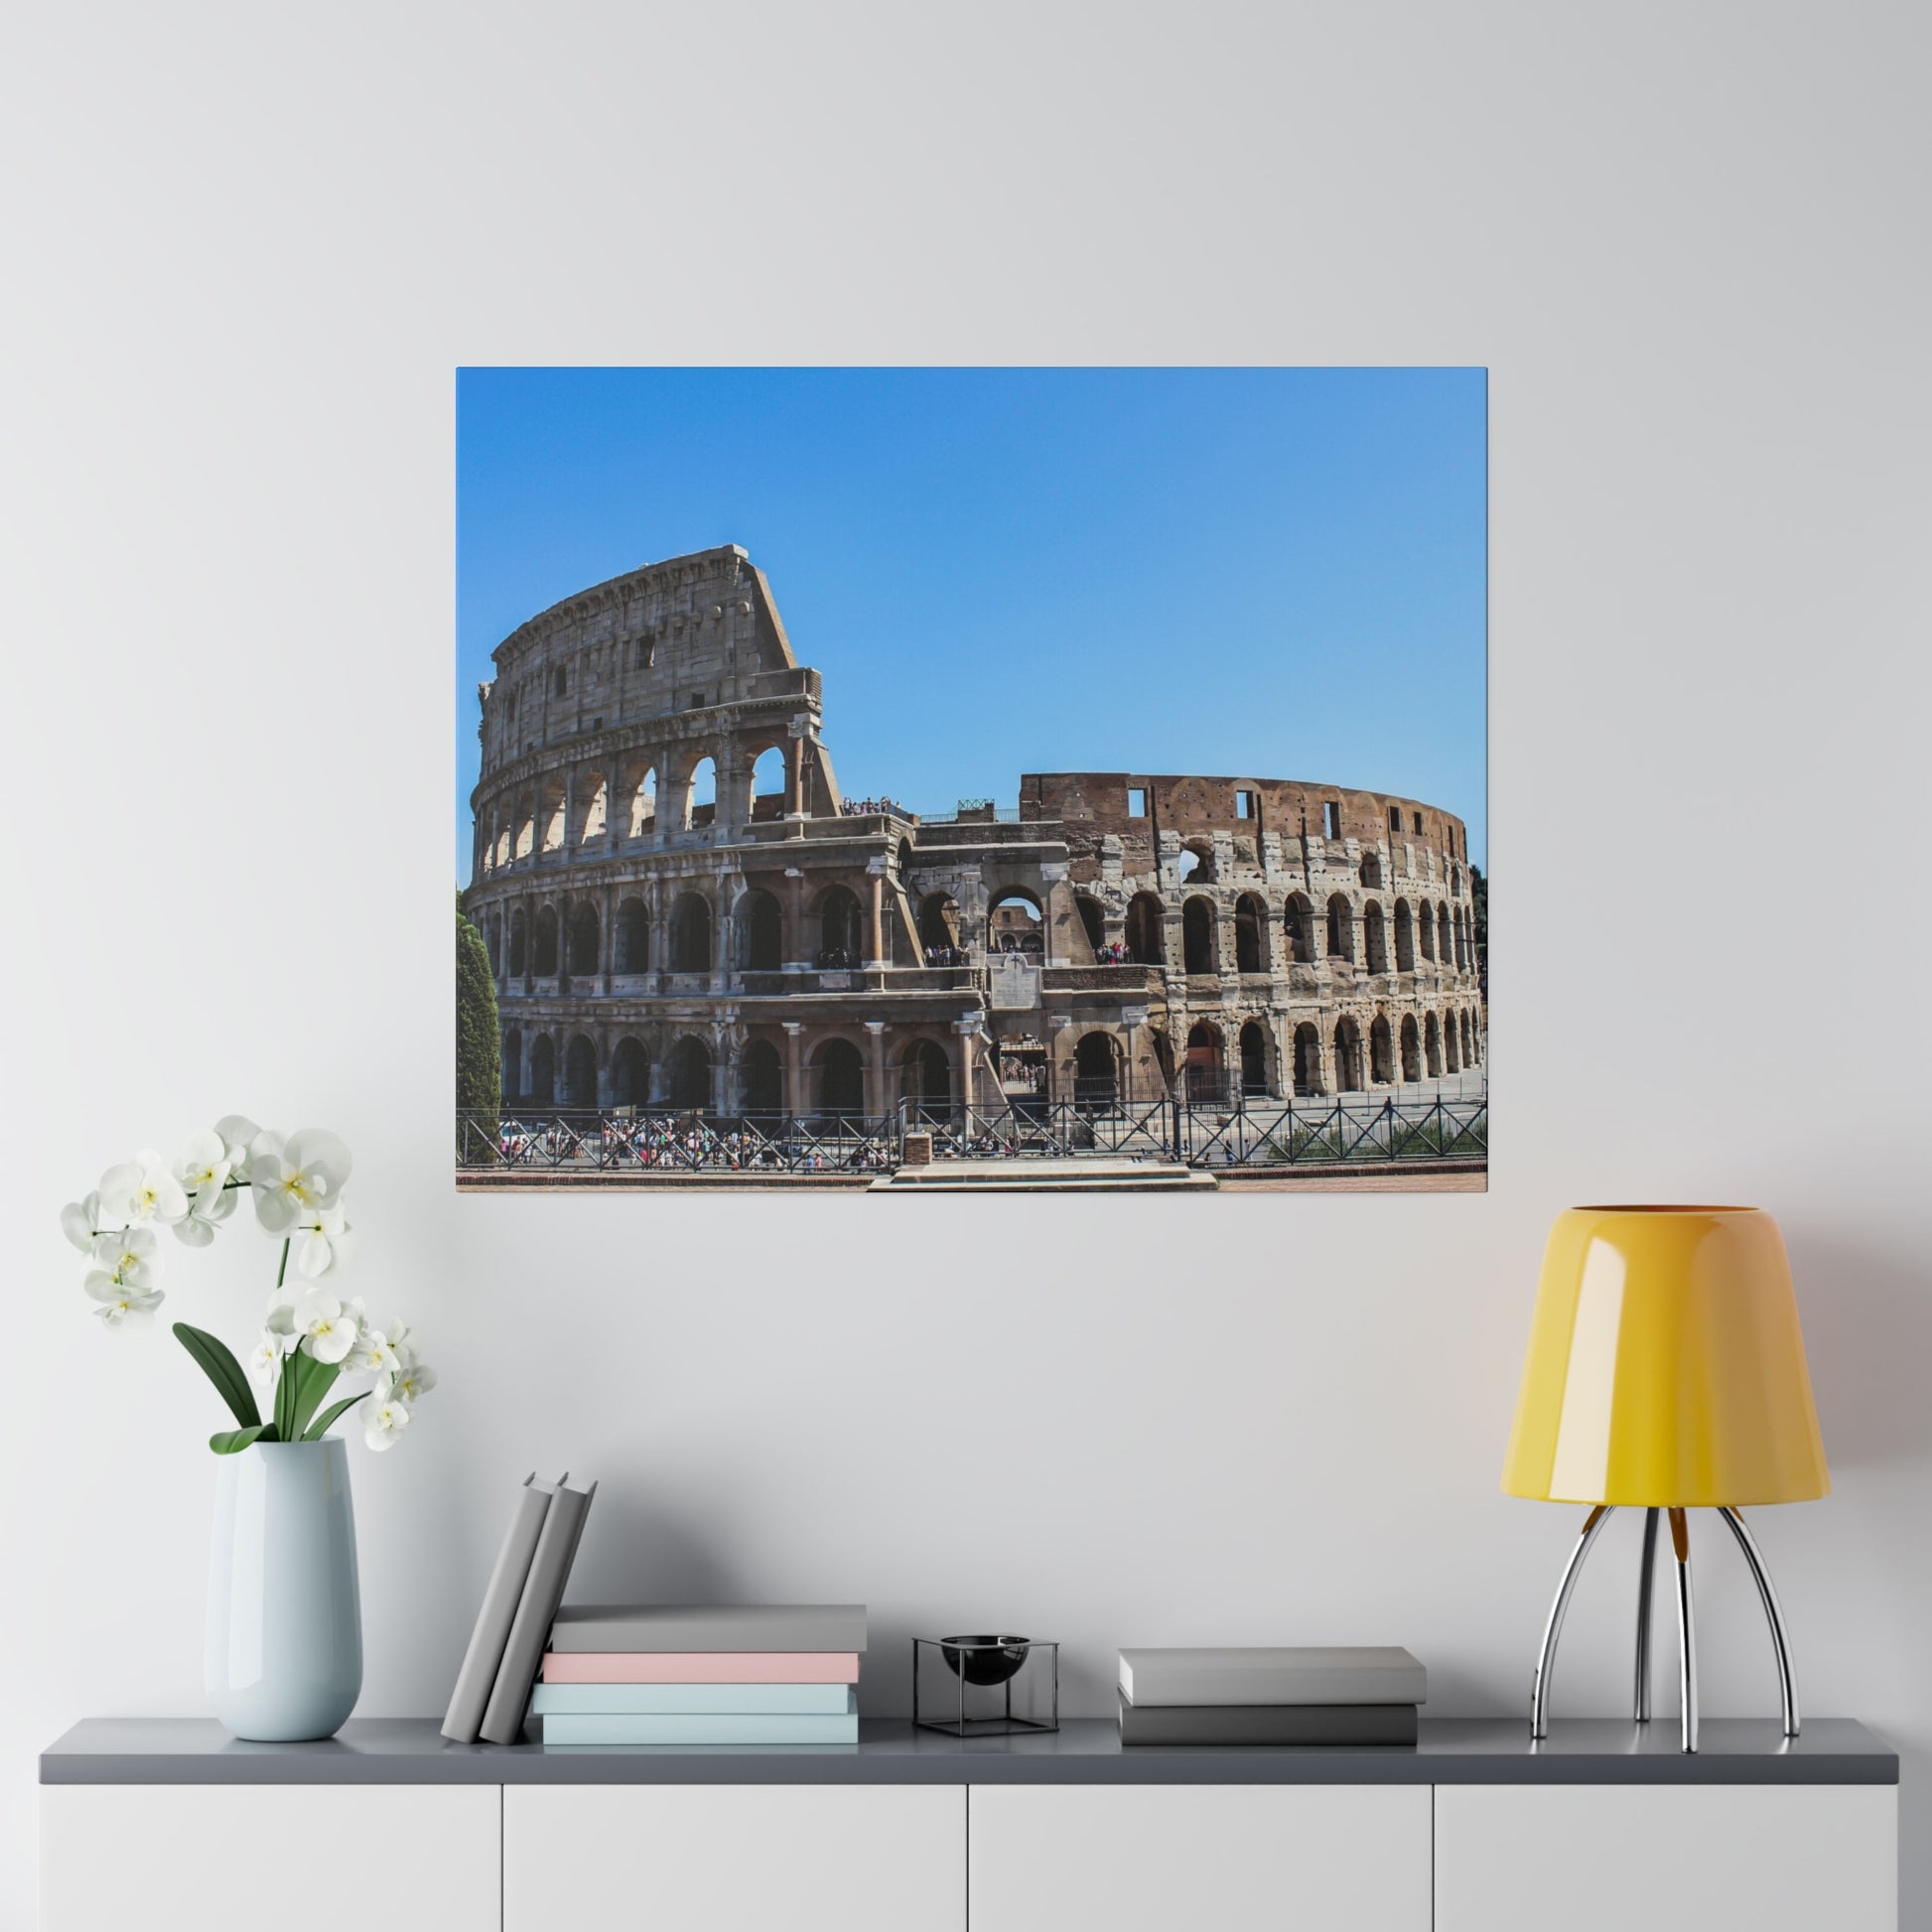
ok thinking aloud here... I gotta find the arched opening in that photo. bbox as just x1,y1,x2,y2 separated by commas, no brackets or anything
528,1035,556,1107
1438,902,1453,967
1181,897,1217,975
1443,1010,1461,1073
1369,1015,1394,1084
1234,895,1267,974
552,664,567,698
750,747,787,820
1177,840,1216,885
578,776,608,845
1125,892,1166,966
816,886,864,967
1293,1022,1322,1096
626,765,657,839
684,758,717,831
668,892,712,974
1400,1015,1422,1082
611,1036,650,1109
1184,1021,1226,1107
540,784,566,854
1394,899,1416,973
508,908,528,977
899,1038,952,1115
1239,1020,1271,1097
665,1035,712,1111
988,887,1043,957
1419,900,1438,962
814,1037,866,1123
1425,1011,1444,1077
616,897,649,973
1359,852,1384,890
568,901,600,976
563,1034,598,1109
1074,894,1107,960
1325,894,1354,963
1283,893,1314,965
739,1038,783,1117
738,889,783,971
918,892,962,958
533,904,559,977
1363,901,1388,975
1073,1031,1120,1109
501,1028,522,1104
1332,1017,1363,1092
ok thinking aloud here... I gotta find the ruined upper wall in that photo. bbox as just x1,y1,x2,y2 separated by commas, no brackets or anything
479,547,810,774
1021,771,1472,866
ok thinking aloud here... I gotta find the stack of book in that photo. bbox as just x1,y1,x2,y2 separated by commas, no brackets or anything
1116,1645,1426,1745
443,1472,600,1746
533,1604,867,1745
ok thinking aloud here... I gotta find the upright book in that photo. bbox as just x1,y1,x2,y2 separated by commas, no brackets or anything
479,1475,597,1745
441,1473,559,1744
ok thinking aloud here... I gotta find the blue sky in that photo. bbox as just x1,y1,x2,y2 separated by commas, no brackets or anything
456,368,1486,880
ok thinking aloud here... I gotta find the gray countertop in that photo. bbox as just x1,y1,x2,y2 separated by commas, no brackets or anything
42,1717,1896,1786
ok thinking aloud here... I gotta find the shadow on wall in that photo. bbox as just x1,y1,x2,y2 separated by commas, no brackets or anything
564,1489,752,1607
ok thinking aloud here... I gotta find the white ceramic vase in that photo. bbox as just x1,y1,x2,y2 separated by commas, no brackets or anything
206,1439,362,1740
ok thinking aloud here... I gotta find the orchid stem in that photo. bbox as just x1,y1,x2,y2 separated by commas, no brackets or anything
276,1239,289,1289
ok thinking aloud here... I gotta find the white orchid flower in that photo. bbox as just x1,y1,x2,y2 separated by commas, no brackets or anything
61,1192,103,1253
174,1179,239,1248
381,1319,417,1370
174,1130,232,1200
97,1152,189,1227
85,1276,165,1327
247,1331,285,1386
250,1129,352,1235
386,1359,437,1405
280,1288,359,1365
215,1116,261,1180
292,1203,353,1280
90,1226,161,1289
363,1398,411,1451
343,1301,391,1374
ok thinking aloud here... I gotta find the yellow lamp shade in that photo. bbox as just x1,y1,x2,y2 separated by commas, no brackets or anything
1502,1205,1829,1507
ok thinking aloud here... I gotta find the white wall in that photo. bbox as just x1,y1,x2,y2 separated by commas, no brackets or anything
3,5,1928,1927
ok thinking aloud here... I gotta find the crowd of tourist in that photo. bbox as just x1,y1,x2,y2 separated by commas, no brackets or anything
838,795,903,818
921,942,968,966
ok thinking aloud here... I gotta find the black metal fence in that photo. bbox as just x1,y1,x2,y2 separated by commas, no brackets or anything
458,1090,1485,1175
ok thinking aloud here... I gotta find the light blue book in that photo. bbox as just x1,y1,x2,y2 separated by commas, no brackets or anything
530,1683,856,1717
541,1710,860,1746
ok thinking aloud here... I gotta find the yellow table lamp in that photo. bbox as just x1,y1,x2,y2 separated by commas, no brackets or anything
1502,1205,1829,1753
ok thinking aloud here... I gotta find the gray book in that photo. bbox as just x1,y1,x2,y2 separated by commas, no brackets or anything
548,1603,868,1654
479,1477,597,1745
1118,1694,1419,1746
1118,1646,1426,1708
441,1473,559,1743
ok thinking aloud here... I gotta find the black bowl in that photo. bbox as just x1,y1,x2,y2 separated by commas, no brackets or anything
939,1635,1032,1688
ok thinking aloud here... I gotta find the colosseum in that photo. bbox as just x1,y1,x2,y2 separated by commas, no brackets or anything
464,544,1485,1128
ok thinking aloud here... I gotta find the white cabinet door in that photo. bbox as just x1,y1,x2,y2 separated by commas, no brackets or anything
1435,1784,1897,1932
41,1784,501,1932
504,1783,964,1932
968,1784,1432,1932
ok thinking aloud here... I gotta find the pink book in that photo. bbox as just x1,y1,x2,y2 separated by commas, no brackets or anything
540,1650,862,1685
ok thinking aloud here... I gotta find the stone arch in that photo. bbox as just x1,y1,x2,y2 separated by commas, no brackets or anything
739,1037,783,1116
1332,1016,1363,1092
1234,894,1268,974
1438,902,1453,967
1369,1014,1394,1084
1425,1011,1444,1077
987,885,1044,956
611,1036,650,1109
1125,891,1166,966
899,1036,952,1113
508,907,527,978
1394,899,1416,973
533,903,559,977
816,884,864,965
749,746,787,820
568,900,600,976
1181,896,1217,974
668,891,712,974
1074,893,1107,959
1363,900,1389,975
737,888,783,971
918,892,961,953
1283,892,1315,965
1400,1014,1422,1082
577,773,608,845
528,1033,556,1107
1238,1019,1272,1097
814,1036,866,1122
665,1034,712,1110
678,756,717,832
562,1033,599,1109
1360,851,1384,890
1419,899,1438,962
501,1026,522,1103
1184,1020,1226,1106
1442,1009,1461,1073
625,763,657,839
539,781,567,854
1177,838,1216,885
1325,893,1354,963
1293,1021,1322,1096
616,897,649,973
1072,1030,1121,1108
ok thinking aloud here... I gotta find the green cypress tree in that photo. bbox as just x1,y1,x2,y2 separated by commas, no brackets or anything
456,889,501,1158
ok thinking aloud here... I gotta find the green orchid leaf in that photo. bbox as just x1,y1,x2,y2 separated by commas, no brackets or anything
174,1323,261,1432
303,1390,371,1441
289,1352,342,1441
209,1424,270,1454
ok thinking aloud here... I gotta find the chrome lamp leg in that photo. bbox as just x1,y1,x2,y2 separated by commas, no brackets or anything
1669,1507,1698,1753
1531,1504,1613,1739
1719,1505,1801,1736
1634,1506,1659,1722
